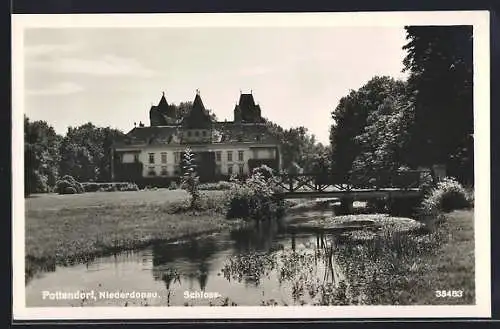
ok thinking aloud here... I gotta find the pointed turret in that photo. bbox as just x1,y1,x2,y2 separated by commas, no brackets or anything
158,91,168,108
237,92,262,123
181,91,212,129
192,92,206,114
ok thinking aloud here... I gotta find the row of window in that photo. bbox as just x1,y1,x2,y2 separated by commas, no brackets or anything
215,150,244,162
147,164,245,176
147,150,246,164
148,152,181,164
184,130,209,138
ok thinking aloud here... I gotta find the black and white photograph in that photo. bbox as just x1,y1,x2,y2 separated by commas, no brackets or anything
12,12,490,319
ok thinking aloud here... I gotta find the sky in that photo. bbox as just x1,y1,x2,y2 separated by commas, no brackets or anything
24,27,409,144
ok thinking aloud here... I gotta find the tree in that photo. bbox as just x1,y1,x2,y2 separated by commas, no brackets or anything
352,93,414,181
329,76,406,181
59,123,125,182
24,116,62,194
402,26,473,184
264,120,320,173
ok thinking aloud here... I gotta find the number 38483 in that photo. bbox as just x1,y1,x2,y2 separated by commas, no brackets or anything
435,290,463,298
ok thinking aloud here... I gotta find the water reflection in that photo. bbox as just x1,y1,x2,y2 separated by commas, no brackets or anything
26,216,350,306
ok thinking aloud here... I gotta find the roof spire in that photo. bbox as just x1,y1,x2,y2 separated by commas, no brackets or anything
162,91,165,97
196,88,200,95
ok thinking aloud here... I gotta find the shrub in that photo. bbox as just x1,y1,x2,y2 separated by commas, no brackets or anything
117,183,139,191
56,175,84,194
61,186,77,194
226,165,285,221
83,183,100,192
198,181,234,191
420,177,471,214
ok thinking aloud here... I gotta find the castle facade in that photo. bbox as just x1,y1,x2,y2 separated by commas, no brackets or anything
111,91,282,186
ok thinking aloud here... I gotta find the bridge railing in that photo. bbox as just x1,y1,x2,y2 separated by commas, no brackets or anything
275,170,433,193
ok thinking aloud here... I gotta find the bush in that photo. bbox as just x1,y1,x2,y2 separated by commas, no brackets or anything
61,186,77,194
226,165,285,221
118,183,139,191
420,177,471,214
198,181,234,191
83,183,100,192
56,175,84,194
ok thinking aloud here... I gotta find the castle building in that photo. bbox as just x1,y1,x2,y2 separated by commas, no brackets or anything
111,91,282,186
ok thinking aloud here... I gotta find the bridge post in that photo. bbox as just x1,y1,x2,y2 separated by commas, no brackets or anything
339,196,354,215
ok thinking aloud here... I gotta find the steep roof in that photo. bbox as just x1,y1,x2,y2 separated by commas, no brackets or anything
158,93,168,108
150,93,177,126
239,93,256,109
117,126,180,146
212,122,279,144
114,122,279,147
237,93,264,123
181,93,213,129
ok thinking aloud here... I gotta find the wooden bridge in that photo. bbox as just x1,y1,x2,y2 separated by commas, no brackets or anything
274,170,433,201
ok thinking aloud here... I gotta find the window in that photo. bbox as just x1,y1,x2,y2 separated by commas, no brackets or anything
195,131,200,137
202,130,207,137
161,152,167,164
238,164,244,175
148,166,156,176
148,153,155,164
227,151,233,162
227,165,233,176
216,151,222,162
161,166,168,176
187,131,192,137
134,154,139,163
238,150,244,162
174,152,180,164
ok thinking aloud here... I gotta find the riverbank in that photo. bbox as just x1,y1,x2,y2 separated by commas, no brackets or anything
25,191,244,281
407,209,475,304
334,209,475,305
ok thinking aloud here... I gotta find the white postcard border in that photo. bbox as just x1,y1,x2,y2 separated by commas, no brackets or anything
12,11,491,320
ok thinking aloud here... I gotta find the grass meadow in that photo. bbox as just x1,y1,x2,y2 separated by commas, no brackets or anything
25,189,239,281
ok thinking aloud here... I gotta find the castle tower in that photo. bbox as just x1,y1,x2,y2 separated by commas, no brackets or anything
234,92,263,123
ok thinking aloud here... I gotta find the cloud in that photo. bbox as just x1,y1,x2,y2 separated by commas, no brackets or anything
26,82,84,96
27,54,157,78
25,43,83,57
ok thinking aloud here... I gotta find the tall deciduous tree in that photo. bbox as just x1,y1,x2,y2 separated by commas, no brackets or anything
264,120,321,173
24,116,62,194
402,25,473,184
329,76,406,181
352,93,414,181
59,123,125,182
